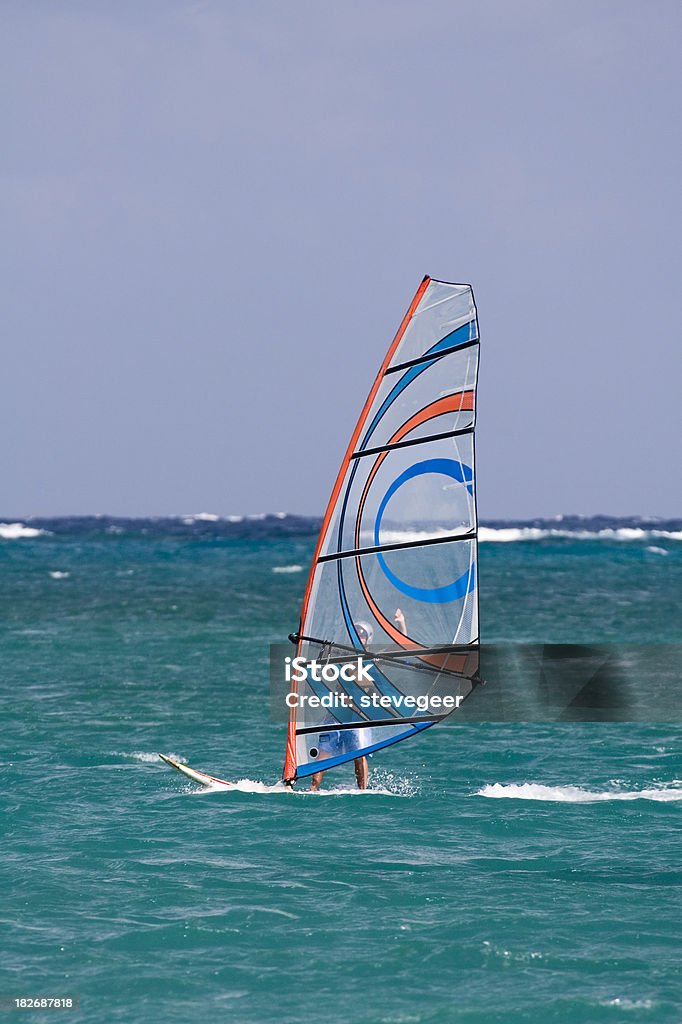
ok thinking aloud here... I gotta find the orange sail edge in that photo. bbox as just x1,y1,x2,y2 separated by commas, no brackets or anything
282,715,298,784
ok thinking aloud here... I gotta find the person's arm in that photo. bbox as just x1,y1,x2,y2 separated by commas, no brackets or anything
394,608,406,634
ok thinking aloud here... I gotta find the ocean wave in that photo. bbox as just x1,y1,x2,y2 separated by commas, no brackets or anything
178,512,296,525
0,522,50,540
479,527,682,543
372,525,682,545
181,512,220,524
272,564,303,574
180,512,261,525
49,571,70,579
378,528,458,544
600,998,655,1010
479,527,546,543
7,515,681,543
477,782,682,802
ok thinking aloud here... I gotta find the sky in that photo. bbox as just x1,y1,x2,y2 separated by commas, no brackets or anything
2,0,680,519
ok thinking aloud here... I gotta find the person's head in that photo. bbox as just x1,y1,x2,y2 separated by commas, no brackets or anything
354,621,374,645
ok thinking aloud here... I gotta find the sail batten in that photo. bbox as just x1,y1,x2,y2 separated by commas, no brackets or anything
317,531,477,563
283,277,480,784
385,337,479,375
350,426,475,461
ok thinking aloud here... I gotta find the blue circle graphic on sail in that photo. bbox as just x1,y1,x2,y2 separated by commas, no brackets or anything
373,459,475,604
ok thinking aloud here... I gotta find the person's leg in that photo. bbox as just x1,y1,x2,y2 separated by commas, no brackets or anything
354,756,368,790
311,749,333,790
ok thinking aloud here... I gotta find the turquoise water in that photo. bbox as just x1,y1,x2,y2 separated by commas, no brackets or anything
2,517,681,1022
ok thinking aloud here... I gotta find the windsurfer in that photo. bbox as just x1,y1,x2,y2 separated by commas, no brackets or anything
310,621,375,791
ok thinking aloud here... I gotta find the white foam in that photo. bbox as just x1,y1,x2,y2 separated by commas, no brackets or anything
194,778,408,797
305,785,408,797
194,778,287,794
227,515,243,523
600,998,655,1010
378,528,462,544
119,751,167,764
272,564,303,574
0,522,49,539
482,940,544,963
479,527,547,542
49,571,70,579
477,782,682,803
646,546,668,555
367,768,420,797
479,526,682,543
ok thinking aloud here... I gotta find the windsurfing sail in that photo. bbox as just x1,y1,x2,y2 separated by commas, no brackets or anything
283,277,480,783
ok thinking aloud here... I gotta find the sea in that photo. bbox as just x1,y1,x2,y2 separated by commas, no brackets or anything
1,514,681,1023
